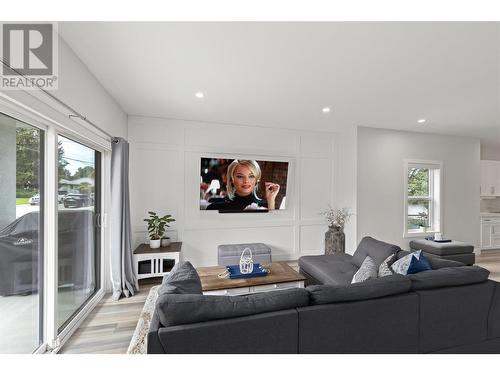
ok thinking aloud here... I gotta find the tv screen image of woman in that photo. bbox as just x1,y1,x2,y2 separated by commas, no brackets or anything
200,158,288,212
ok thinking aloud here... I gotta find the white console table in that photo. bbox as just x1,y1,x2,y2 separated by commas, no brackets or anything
133,242,182,280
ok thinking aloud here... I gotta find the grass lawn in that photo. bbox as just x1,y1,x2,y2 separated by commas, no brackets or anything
16,198,29,205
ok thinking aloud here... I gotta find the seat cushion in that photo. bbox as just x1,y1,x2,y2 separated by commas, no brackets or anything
299,254,358,285
351,237,401,268
155,288,309,327
307,274,411,304
158,261,202,295
409,239,474,255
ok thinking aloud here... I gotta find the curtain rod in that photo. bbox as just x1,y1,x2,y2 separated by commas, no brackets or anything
1,59,116,142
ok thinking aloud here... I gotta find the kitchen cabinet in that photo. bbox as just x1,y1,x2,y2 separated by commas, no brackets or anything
480,160,500,197
481,217,500,249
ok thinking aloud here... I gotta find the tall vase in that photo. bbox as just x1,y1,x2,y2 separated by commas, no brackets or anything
325,226,345,255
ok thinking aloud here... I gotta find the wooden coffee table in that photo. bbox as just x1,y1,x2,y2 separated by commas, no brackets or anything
197,261,306,296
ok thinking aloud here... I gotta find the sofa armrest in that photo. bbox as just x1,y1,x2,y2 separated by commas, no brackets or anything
147,310,165,354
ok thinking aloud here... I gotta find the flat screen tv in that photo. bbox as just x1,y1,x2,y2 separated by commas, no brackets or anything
200,158,289,212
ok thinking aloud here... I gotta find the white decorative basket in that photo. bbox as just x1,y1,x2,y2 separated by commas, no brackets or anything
239,248,254,274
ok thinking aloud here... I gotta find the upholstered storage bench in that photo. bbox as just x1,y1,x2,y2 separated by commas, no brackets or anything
409,239,475,265
217,243,272,266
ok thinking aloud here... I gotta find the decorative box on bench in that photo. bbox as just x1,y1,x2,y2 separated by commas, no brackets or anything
217,243,272,266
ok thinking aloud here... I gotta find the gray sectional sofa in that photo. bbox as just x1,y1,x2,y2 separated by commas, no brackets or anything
148,237,500,354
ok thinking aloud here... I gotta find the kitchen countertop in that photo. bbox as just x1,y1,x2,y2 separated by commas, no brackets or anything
480,212,500,218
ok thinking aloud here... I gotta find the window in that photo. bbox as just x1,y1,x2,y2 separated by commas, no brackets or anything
404,160,442,236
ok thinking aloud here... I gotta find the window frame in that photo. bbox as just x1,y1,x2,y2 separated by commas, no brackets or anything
403,159,443,238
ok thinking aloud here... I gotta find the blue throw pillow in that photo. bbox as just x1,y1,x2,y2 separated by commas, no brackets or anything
407,252,432,274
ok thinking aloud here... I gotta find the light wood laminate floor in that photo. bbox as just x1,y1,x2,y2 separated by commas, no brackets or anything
60,253,500,354
59,279,159,354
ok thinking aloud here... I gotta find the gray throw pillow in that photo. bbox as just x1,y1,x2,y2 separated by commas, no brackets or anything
391,250,421,275
158,261,202,295
378,253,396,277
351,256,377,284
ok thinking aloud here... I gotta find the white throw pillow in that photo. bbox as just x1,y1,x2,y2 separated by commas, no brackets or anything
378,254,395,277
391,251,421,275
351,256,377,284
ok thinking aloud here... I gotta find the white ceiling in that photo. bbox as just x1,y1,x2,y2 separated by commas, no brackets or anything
59,22,500,146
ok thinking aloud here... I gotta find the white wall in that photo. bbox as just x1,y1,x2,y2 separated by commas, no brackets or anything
128,115,357,267
357,127,481,250
1,35,127,140
55,37,127,139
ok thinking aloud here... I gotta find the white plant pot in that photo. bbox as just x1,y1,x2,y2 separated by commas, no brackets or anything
149,239,161,249
161,237,171,247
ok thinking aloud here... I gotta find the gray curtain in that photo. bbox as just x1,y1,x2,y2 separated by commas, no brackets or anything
110,137,138,300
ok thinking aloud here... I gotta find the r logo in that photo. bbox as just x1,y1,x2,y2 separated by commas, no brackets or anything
2,23,53,76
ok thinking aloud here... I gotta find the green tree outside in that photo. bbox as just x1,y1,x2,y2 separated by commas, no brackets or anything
407,168,430,228
16,127,40,193
16,128,73,204
408,168,429,197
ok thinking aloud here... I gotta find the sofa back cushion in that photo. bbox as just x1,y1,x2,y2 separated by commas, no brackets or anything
307,274,411,304
408,266,489,291
155,288,309,327
396,251,465,270
352,236,401,268
158,261,202,295
396,250,410,259
426,256,465,269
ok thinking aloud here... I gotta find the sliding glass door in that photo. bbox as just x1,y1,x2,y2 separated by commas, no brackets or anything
57,136,101,331
0,105,106,352
0,113,44,353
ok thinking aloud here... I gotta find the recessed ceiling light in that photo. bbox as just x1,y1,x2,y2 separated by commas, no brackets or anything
195,92,204,99
322,107,331,113
417,119,426,124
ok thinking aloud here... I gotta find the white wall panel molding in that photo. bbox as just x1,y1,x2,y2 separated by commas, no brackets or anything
128,115,351,265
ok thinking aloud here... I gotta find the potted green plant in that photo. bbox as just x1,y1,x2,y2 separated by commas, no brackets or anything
144,211,175,249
